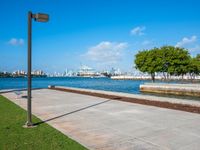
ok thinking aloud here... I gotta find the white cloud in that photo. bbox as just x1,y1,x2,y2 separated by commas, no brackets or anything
8,38,18,45
8,38,24,46
189,45,200,52
130,26,146,36
175,35,200,53
142,40,152,46
18,39,24,45
175,35,197,47
84,41,128,64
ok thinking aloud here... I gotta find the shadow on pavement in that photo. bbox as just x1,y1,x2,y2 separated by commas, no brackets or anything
33,99,111,126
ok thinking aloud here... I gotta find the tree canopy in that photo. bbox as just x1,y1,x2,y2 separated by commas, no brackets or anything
134,46,200,82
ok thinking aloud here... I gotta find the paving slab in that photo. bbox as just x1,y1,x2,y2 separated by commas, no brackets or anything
2,89,200,150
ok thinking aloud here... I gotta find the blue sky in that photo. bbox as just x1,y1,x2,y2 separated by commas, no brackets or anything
0,0,200,73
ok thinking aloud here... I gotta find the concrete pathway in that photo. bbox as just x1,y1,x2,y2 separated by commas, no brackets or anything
2,89,200,150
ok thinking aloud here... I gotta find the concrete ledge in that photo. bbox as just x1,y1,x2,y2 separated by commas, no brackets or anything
140,83,200,97
49,86,200,114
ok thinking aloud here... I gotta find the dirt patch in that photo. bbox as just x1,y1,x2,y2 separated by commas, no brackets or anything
50,87,200,114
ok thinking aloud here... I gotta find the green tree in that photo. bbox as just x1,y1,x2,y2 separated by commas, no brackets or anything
160,46,190,78
134,46,191,82
172,47,190,78
188,54,200,80
196,54,200,61
135,48,162,82
159,46,175,79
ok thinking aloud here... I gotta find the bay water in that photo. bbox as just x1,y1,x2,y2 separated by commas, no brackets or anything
0,77,147,94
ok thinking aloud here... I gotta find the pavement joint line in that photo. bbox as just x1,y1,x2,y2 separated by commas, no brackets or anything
172,127,200,138
133,137,170,150
104,125,166,149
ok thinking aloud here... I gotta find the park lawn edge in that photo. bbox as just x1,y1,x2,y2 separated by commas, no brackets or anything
0,95,87,150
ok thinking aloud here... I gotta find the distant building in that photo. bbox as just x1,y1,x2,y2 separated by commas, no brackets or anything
64,68,77,77
12,70,26,76
110,68,122,76
77,65,96,77
32,70,44,76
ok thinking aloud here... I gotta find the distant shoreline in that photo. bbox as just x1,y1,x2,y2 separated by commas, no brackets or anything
111,76,200,83
0,75,47,78
0,76,200,83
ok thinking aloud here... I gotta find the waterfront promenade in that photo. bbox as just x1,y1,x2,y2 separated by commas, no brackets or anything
2,88,200,150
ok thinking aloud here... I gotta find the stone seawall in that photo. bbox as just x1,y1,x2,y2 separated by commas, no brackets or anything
140,83,200,97
111,76,152,80
49,86,200,113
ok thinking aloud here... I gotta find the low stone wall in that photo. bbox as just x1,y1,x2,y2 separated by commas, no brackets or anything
49,86,200,113
111,76,152,80
140,83,200,97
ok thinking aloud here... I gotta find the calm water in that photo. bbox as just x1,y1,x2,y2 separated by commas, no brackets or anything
1,77,200,100
0,77,147,94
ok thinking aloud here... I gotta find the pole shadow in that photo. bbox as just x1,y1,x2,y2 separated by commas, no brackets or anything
33,99,111,126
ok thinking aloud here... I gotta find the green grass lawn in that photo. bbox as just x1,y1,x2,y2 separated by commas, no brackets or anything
0,95,87,150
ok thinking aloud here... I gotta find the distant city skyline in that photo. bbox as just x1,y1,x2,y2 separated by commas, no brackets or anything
0,0,200,73
1,65,138,75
